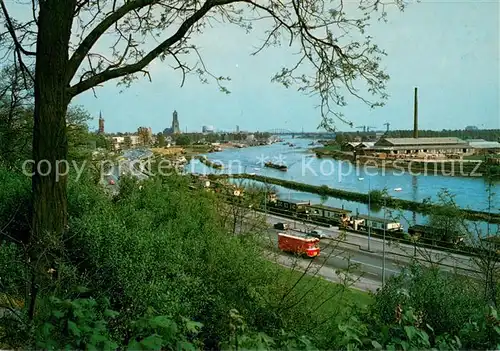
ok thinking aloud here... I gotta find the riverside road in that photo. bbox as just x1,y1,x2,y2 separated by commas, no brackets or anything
260,213,482,292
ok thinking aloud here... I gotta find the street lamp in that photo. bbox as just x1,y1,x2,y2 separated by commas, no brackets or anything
368,177,372,251
382,194,387,286
359,176,372,251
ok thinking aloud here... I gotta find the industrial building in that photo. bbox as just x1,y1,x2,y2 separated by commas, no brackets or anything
360,87,476,159
202,125,215,133
466,139,500,154
370,137,473,157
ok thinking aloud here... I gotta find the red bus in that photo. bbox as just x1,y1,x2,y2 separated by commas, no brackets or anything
278,233,320,258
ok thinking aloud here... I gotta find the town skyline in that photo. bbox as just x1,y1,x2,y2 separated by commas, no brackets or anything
70,0,499,133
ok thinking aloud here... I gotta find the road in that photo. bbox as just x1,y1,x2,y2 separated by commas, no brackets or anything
102,148,152,194
258,213,482,292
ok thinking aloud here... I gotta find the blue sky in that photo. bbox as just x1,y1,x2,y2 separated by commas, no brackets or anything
69,1,498,133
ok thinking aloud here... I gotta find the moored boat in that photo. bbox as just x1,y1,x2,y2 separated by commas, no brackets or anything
264,161,288,171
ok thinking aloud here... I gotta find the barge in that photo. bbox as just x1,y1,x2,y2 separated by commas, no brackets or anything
264,161,288,171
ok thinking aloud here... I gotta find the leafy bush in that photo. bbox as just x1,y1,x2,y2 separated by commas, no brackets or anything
0,167,30,243
369,264,488,345
64,172,282,346
368,189,384,205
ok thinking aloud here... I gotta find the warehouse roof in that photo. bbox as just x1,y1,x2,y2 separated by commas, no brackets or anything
372,144,472,151
376,137,467,146
467,140,500,149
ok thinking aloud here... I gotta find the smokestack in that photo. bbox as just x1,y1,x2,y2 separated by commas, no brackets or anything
413,87,418,139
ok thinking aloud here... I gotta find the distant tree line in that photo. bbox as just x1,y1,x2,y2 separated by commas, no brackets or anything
334,129,500,142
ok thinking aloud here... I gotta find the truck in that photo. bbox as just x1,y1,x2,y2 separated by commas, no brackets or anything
278,233,320,258
274,222,289,230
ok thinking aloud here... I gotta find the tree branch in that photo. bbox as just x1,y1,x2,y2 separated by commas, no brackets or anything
0,0,37,57
66,0,158,84
68,0,237,97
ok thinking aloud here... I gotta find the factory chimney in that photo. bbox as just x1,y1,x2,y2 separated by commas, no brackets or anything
413,87,418,139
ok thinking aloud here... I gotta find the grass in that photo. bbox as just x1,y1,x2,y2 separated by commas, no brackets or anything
274,262,373,312
322,144,342,151
463,154,500,161
268,261,373,344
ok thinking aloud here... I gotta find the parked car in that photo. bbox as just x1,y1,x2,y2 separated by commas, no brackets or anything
274,222,289,230
307,229,326,239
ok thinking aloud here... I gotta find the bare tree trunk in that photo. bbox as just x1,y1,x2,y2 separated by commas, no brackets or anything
31,0,76,258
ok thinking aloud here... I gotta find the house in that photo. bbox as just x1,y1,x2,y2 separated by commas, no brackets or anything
341,142,361,152
340,141,375,152
370,137,473,158
111,135,141,150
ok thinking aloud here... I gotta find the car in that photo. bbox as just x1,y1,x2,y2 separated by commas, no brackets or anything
307,229,326,239
274,222,288,230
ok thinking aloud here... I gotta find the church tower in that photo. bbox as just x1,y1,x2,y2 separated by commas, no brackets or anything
98,111,105,134
171,110,180,134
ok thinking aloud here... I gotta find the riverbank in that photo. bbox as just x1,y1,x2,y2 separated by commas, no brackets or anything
211,173,500,224
313,147,500,178
196,155,224,169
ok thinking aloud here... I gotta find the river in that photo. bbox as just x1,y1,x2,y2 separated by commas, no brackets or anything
186,138,500,230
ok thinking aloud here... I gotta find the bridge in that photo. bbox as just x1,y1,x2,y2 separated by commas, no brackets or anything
266,128,336,139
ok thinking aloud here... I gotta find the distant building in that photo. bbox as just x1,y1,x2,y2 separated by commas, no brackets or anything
202,125,215,133
341,141,375,152
111,135,142,150
98,111,105,134
164,110,181,135
465,125,479,131
236,125,240,133
467,139,500,154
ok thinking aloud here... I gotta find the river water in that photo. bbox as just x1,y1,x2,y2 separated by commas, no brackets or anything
186,138,500,230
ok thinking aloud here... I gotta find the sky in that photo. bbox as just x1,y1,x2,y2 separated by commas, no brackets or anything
7,0,500,133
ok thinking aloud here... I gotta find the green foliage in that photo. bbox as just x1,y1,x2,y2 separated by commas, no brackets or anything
426,189,466,243
221,309,317,350
0,166,30,243
64,172,283,346
368,189,384,205
35,296,118,350
370,264,488,344
126,311,202,350
124,135,132,148
156,133,166,147
174,134,191,146
337,304,500,350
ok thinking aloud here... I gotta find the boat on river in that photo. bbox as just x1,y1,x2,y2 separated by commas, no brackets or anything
264,161,288,171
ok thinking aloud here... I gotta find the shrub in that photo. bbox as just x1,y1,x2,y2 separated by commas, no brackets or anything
370,264,484,338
